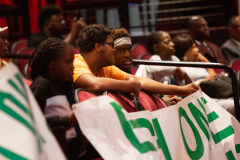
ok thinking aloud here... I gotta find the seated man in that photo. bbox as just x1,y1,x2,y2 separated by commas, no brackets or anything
27,4,86,48
188,15,229,65
221,15,240,62
73,24,199,98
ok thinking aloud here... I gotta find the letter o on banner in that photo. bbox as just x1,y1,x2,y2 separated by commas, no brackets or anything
178,107,204,159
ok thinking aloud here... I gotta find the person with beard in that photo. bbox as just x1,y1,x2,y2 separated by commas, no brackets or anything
27,4,86,48
0,26,8,69
188,15,229,65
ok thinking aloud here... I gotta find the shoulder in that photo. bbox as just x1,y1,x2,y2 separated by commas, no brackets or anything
150,55,160,60
27,32,48,47
206,41,220,48
221,39,236,48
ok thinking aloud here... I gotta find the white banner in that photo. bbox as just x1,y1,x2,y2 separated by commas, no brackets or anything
73,90,240,160
0,63,65,160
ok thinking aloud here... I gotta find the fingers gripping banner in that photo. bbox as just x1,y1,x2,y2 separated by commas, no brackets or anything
73,90,240,160
0,63,65,160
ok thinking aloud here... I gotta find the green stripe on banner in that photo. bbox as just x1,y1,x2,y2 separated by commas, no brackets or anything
8,79,27,101
235,144,240,153
211,125,234,144
207,111,219,123
0,146,28,160
225,150,236,160
0,105,35,135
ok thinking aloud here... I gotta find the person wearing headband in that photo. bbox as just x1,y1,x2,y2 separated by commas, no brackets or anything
0,26,8,69
73,24,199,98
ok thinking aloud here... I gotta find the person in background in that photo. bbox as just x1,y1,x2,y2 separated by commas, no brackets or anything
221,15,240,62
73,24,199,100
30,38,99,160
188,15,229,65
0,26,8,69
173,34,235,115
135,31,192,86
111,28,182,106
27,4,86,48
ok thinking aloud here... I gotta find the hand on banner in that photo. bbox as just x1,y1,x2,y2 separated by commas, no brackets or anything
180,83,200,97
162,95,182,106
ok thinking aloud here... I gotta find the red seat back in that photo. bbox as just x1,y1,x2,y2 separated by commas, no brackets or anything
15,48,35,74
23,77,32,86
140,54,152,60
213,68,223,74
132,43,147,59
23,63,32,79
11,40,28,54
72,47,79,55
230,58,240,73
75,88,97,103
139,91,167,111
107,92,137,113
131,68,137,75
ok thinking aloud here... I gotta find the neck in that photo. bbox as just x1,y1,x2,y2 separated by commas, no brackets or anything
42,27,52,38
81,52,102,76
157,53,171,60
194,37,204,44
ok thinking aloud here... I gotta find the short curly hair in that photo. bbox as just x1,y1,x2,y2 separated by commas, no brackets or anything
38,5,62,31
111,28,130,41
77,24,111,53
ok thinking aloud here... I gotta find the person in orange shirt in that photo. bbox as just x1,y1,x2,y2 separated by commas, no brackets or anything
73,24,200,97
0,26,8,69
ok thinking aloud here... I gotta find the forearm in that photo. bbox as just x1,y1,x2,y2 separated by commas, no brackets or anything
64,30,77,45
135,76,183,95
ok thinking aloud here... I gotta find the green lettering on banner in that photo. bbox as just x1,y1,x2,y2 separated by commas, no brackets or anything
152,118,172,160
188,102,210,141
225,150,236,160
110,102,157,153
0,92,35,135
201,97,208,104
197,99,206,114
235,144,240,153
0,146,28,160
211,125,234,144
179,107,204,159
207,111,219,123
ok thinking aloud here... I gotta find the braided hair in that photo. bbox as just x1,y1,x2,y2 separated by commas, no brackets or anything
29,38,70,80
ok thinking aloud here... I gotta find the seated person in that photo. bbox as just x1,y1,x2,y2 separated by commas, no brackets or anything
111,28,182,106
30,38,99,160
188,15,229,65
0,26,8,69
221,15,240,62
173,34,235,115
27,4,86,48
135,31,192,86
73,24,199,99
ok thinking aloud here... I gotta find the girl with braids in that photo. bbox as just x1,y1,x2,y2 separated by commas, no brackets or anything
30,38,100,160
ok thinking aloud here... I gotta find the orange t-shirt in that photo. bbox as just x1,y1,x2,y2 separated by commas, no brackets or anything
73,54,127,83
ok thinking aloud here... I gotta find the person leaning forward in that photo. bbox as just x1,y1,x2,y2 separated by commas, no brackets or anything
73,24,199,97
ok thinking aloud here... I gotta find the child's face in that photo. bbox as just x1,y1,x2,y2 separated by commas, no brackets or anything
50,47,74,82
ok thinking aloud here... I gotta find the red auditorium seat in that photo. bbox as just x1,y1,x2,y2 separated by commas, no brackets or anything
23,63,31,79
72,47,80,55
131,68,137,75
139,91,167,111
14,48,35,74
132,43,147,59
140,54,152,60
11,39,28,54
106,92,138,113
213,68,223,74
75,88,98,103
230,58,240,74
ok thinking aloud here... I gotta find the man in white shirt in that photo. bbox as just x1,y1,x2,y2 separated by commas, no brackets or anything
221,15,240,62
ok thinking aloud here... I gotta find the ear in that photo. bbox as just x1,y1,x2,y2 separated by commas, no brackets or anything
45,19,52,29
49,60,55,69
153,44,158,53
94,43,101,53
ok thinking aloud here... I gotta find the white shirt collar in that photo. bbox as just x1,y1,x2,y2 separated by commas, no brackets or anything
231,38,240,48
195,40,207,46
